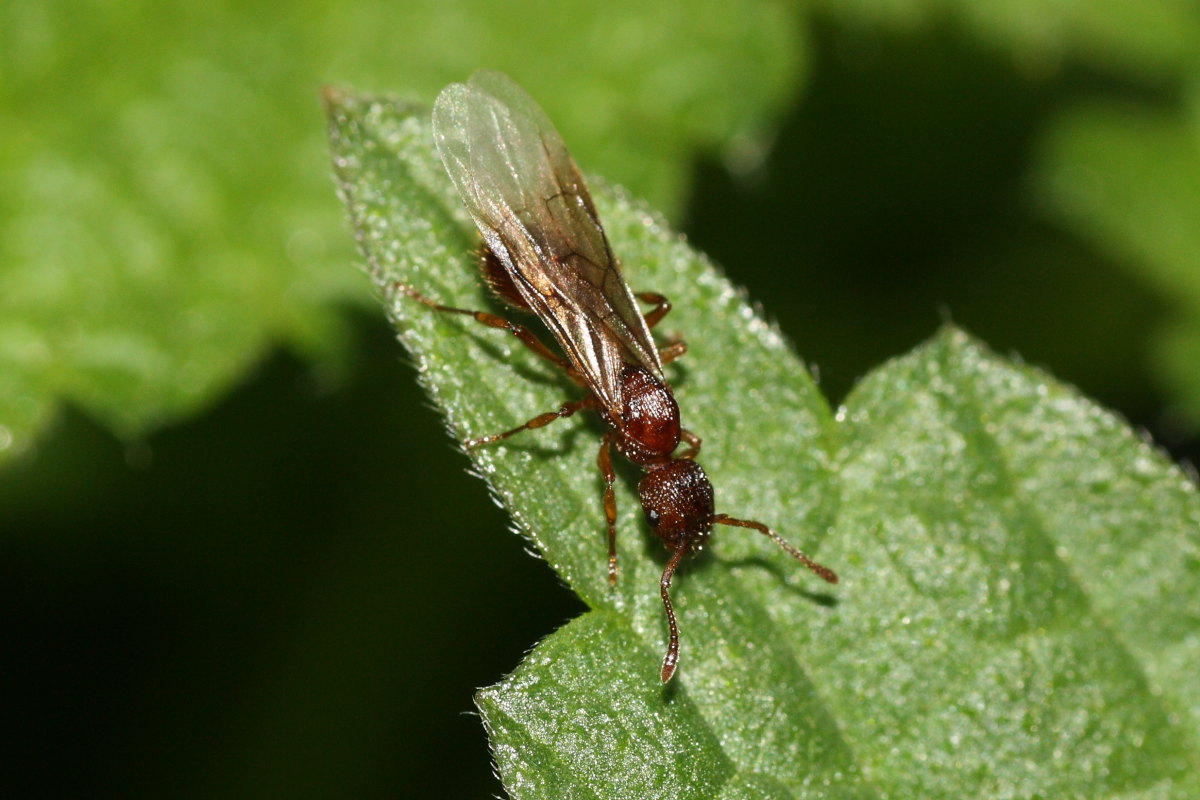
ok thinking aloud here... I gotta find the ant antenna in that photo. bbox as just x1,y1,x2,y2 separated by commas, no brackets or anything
658,541,689,683
713,514,839,584
657,516,837,683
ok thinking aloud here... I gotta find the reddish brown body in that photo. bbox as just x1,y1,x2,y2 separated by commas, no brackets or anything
403,71,837,683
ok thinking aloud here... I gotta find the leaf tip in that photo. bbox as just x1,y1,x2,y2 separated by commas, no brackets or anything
320,84,350,115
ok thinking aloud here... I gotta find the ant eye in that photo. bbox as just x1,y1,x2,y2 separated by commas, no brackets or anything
645,508,660,528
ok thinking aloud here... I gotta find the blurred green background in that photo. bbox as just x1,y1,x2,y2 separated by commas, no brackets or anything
3,1,1199,797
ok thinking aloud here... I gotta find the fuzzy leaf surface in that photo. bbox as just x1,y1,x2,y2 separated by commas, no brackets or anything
328,92,1200,800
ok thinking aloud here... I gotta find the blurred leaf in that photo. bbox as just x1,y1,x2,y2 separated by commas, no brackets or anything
1037,101,1200,427
329,91,1200,799
813,0,1200,80
794,0,1200,429
0,0,803,463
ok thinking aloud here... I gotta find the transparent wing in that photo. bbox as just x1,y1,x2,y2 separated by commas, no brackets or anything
432,71,661,416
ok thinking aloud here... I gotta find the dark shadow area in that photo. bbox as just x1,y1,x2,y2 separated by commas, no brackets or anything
721,556,841,608
0,310,585,799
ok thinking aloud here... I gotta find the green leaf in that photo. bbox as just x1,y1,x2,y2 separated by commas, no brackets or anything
0,0,801,464
1036,100,1200,429
813,330,1200,798
328,92,1200,799
812,0,1200,80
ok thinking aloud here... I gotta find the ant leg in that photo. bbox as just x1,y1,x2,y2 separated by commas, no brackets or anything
636,292,672,330
393,282,566,369
712,515,839,584
465,398,586,449
678,429,702,460
658,339,687,364
658,540,689,683
597,432,619,586
639,293,688,364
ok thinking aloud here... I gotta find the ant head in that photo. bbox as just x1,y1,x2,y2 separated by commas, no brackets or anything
638,459,715,551
616,365,680,465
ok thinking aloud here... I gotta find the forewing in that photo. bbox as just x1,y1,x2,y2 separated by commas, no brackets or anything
432,71,661,414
